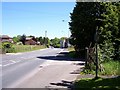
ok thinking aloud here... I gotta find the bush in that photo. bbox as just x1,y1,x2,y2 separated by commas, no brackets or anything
2,42,16,53
54,44,60,48
2,42,12,49
5,47,16,53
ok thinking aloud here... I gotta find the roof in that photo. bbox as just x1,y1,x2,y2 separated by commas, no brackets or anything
26,37,33,40
0,35,12,39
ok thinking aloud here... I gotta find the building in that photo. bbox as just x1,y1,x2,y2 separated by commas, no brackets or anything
25,37,37,45
0,35,13,43
60,38,68,48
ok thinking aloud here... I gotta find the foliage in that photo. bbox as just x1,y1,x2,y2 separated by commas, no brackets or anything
101,60,120,75
50,37,60,48
36,36,50,46
81,60,120,76
1,41,46,53
38,37,44,45
0,42,2,49
98,2,120,61
20,34,26,45
43,37,50,46
5,47,16,53
2,42,12,49
3,45,45,53
69,2,120,72
73,76,120,89
13,35,21,43
2,42,15,53
69,2,101,58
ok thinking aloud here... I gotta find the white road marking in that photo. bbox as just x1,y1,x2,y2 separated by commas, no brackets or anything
10,60,16,63
2,60,21,67
0,64,2,66
3,63,15,67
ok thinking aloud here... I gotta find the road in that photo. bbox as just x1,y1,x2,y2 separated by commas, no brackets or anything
1,48,85,89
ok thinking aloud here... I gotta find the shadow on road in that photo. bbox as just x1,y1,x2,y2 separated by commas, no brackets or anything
50,80,74,89
37,51,85,62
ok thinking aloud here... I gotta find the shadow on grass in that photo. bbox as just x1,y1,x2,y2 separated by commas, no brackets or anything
72,76,120,90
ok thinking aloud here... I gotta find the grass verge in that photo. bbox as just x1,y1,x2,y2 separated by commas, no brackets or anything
67,46,77,58
73,76,120,89
6,45,46,53
81,60,120,76
100,60,120,75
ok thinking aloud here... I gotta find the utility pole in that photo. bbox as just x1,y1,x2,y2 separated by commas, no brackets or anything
62,19,69,47
95,26,98,79
45,30,47,46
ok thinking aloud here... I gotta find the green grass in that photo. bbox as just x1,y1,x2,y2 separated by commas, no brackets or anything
100,60,120,75
73,76,120,90
0,42,2,49
81,60,120,76
67,46,77,58
6,45,46,53
68,46,75,52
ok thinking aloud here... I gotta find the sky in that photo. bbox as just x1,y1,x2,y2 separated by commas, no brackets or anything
2,2,76,39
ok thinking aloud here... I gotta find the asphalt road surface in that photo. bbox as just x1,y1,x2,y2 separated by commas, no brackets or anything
1,48,85,89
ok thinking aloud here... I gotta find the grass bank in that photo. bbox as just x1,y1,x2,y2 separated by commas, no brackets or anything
5,45,46,53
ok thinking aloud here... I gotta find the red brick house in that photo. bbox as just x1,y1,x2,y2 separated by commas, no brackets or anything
0,35,13,43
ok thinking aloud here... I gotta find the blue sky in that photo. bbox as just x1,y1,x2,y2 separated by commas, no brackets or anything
2,2,76,39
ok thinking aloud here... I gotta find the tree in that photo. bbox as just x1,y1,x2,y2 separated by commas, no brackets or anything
99,2,120,60
38,37,44,45
13,35,21,43
20,34,26,45
69,2,102,58
50,37,60,48
69,2,120,61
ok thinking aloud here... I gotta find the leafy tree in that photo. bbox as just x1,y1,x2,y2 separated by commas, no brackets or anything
36,37,39,42
69,2,120,61
50,37,60,48
69,2,102,58
13,35,21,43
43,37,50,46
98,2,120,61
38,37,44,45
20,34,26,45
